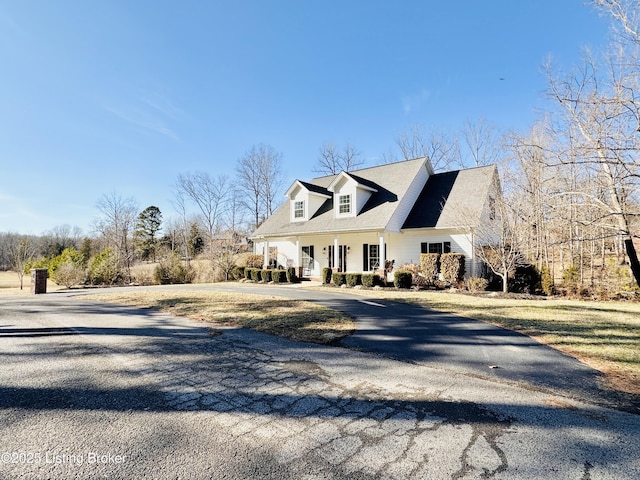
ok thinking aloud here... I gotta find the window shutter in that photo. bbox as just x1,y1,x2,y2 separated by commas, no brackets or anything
309,246,314,267
363,244,369,271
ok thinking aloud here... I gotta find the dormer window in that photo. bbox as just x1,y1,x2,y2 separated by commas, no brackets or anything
294,200,305,219
338,194,351,214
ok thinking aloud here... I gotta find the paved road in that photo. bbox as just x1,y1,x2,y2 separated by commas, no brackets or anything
152,283,638,413
1,293,639,479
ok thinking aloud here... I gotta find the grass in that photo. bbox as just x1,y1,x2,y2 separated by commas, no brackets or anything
82,289,355,344
341,287,640,396
0,270,64,294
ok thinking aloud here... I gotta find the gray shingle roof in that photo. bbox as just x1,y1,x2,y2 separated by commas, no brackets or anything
252,159,496,237
402,165,497,229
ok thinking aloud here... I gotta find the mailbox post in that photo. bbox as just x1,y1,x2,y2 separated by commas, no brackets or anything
30,268,48,294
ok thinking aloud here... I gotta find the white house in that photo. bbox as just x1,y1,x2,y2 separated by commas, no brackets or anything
251,157,499,280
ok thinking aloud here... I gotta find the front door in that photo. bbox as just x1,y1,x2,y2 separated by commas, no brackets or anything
328,245,347,272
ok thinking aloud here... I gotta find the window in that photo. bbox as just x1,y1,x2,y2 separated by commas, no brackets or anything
294,200,304,219
362,244,380,271
338,194,351,214
421,242,451,255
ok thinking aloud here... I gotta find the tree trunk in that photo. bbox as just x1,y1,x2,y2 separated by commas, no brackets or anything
625,238,640,289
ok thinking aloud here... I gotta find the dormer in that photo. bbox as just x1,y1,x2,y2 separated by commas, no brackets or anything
284,180,331,223
327,171,378,218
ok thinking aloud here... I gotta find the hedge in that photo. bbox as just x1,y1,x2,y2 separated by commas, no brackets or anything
362,273,379,288
286,266,297,283
272,269,287,283
346,273,362,287
332,272,347,286
394,270,412,289
440,253,465,285
261,269,272,282
322,267,332,285
420,253,440,285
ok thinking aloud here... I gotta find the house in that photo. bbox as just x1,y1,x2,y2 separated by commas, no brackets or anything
251,157,499,280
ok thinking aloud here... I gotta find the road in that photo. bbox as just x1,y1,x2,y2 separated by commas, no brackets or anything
0,291,639,479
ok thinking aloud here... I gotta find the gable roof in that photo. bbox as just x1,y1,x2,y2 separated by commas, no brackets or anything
285,180,331,198
402,164,497,229
251,159,497,238
252,157,429,237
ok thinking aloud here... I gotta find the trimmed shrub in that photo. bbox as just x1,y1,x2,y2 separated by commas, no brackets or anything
261,269,272,282
250,268,260,281
332,272,347,286
346,273,362,287
562,265,579,293
245,254,264,269
272,269,287,283
286,266,297,283
322,267,332,285
467,276,489,292
361,273,378,288
394,270,412,289
419,253,440,285
441,253,465,286
232,266,246,280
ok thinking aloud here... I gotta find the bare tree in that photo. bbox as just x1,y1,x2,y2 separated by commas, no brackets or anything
4,234,39,289
175,172,230,253
236,144,284,229
393,125,462,172
461,117,503,168
314,141,364,175
94,192,139,282
546,48,640,287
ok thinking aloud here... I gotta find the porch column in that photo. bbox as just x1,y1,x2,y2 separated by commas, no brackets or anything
379,233,386,281
263,239,269,268
333,236,339,271
295,237,301,268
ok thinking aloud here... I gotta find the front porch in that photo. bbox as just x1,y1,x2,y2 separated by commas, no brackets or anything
256,232,390,279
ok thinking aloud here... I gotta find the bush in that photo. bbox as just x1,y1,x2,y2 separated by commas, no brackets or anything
562,265,579,293
230,266,245,280
509,264,542,294
49,247,86,288
419,253,440,285
272,269,287,283
250,268,261,281
332,272,346,286
286,266,297,283
322,267,332,285
361,273,379,288
89,248,122,285
541,265,554,296
245,254,264,269
261,269,272,282
394,270,413,289
154,253,195,285
346,273,362,287
441,253,465,286
467,276,489,292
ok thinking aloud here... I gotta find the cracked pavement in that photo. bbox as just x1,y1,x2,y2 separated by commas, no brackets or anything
0,294,639,479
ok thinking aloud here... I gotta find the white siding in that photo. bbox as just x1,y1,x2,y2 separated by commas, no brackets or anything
385,161,429,232
388,229,477,278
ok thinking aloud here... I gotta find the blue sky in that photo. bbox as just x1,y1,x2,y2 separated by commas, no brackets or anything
0,1,611,235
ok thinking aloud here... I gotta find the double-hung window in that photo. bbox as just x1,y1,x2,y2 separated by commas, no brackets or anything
294,200,304,219
420,242,451,254
338,194,351,214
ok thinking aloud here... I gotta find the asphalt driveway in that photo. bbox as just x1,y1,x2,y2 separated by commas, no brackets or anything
173,283,638,413
1,293,639,479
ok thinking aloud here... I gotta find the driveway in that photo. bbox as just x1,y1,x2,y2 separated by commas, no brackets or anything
163,283,638,413
1,292,639,479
